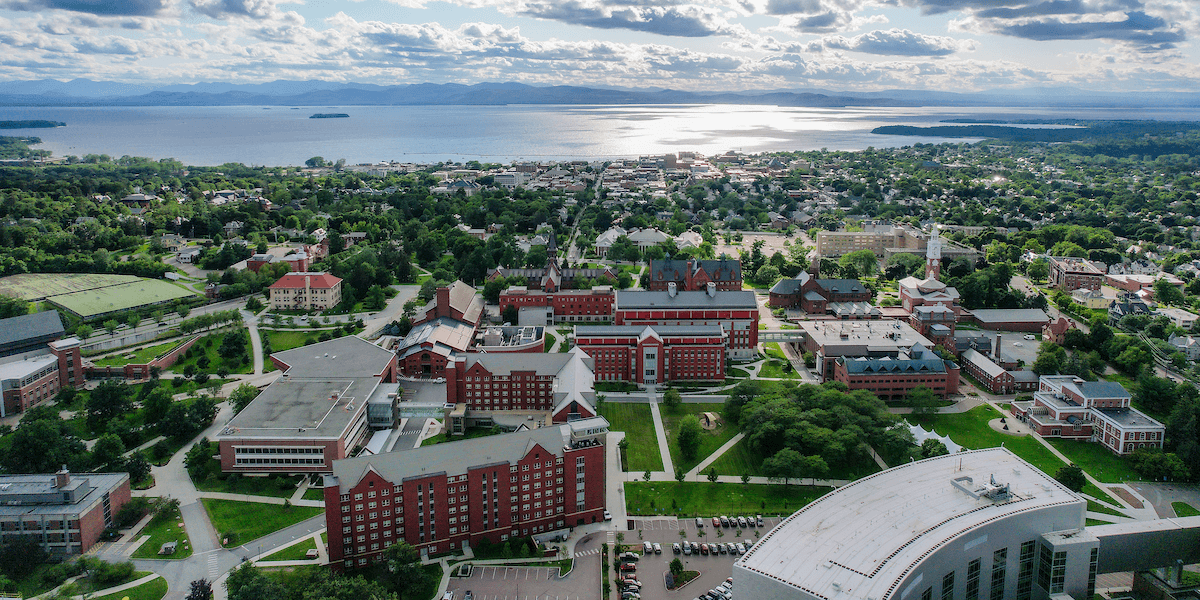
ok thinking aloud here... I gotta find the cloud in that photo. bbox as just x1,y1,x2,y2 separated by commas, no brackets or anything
0,0,171,16
189,0,296,20
812,28,976,56
503,1,736,37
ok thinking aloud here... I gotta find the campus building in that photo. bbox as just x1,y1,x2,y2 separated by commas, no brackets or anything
1048,256,1105,290
768,272,871,313
267,272,343,311
574,325,726,384
0,312,83,416
324,417,609,570
0,469,130,558
735,448,1098,600
1010,376,1164,455
798,319,935,383
644,258,742,292
442,348,598,434
614,285,759,359
216,336,400,473
959,348,1038,395
487,236,617,293
498,286,615,324
397,281,487,378
831,343,959,400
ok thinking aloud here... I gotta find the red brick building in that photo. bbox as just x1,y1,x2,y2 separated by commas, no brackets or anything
614,286,759,359
397,281,486,378
645,259,742,292
831,345,959,401
0,469,130,558
574,325,726,384
499,286,615,323
412,281,485,328
324,418,609,570
0,331,84,418
442,348,597,434
768,272,871,312
1048,256,1104,290
1042,317,1076,345
1011,376,1164,455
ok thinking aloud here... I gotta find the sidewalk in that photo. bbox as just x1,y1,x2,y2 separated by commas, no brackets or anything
646,392,675,475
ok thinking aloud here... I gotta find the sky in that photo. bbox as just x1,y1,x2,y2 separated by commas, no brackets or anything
0,0,1196,92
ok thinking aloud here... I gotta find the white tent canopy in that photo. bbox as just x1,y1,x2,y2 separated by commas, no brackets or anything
903,420,964,454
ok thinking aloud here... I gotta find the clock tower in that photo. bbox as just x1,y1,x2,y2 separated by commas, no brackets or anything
926,225,942,280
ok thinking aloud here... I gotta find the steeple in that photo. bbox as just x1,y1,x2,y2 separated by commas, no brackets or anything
926,225,942,280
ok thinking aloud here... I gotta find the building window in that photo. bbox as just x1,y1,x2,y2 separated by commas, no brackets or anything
990,548,1007,600
1016,541,1036,600
942,571,954,600
966,558,981,600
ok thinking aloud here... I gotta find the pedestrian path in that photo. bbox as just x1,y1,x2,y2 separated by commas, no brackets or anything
647,391,675,475
686,433,744,478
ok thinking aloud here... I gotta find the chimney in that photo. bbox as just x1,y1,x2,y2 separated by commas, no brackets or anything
436,286,451,317
668,282,677,297
707,282,716,298
995,334,1001,363
55,466,70,488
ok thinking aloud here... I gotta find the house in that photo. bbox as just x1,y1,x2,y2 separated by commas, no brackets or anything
626,228,671,250
223,221,244,237
245,253,277,273
1071,288,1109,310
177,248,201,264
1168,334,1200,361
1042,317,1076,345
266,272,343,311
1109,293,1151,326
769,271,871,312
593,226,627,257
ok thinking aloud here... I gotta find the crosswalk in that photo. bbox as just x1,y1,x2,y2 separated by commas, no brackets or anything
207,554,219,581
572,548,599,558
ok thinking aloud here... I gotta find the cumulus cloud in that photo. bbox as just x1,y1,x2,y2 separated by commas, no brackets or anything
0,0,171,16
811,28,976,56
189,0,289,20
502,1,736,37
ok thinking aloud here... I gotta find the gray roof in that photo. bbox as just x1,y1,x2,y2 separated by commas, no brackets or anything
574,325,725,337
329,423,580,492
1095,407,1163,429
616,290,756,310
769,278,802,295
839,356,947,374
464,353,574,376
1072,381,1130,400
0,311,64,350
815,279,866,294
648,259,742,283
272,336,396,379
969,309,1049,324
0,472,128,518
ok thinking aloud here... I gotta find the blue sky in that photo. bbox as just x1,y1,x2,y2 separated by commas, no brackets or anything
0,0,1195,91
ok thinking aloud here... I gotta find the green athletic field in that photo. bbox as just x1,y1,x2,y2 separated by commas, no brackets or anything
46,279,197,318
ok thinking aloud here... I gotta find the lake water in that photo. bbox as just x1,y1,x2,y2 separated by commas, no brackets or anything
1,103,1198,166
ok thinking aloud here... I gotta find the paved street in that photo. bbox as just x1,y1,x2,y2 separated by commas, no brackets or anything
446,533,601,600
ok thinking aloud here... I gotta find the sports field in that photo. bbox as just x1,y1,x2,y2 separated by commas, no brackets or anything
0,273,141,301
46,279,197,318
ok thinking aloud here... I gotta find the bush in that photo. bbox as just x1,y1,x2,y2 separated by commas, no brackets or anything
115,497,152,529
151,440,172,461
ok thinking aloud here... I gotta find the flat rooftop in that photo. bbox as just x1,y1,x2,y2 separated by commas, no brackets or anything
737,448,1083,600
0,472,127,517
616,290,757,310
799,319,933,355
222,376,377,440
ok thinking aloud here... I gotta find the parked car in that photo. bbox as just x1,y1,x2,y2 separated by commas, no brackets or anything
463,593,473,600
673,543,682,555
1023,334,1036,340
691,541,699,554
654,543,662,554
745,538,753,548
695,517,704,528
727,544,738,556
682,542,692,555
735,543,747,554
620,563,637,572
712,516,721,527
720,516,730,527
737,516,748,528
604,510,612,521
700,543,709,555
726,577,733,586
620,552,640,562
644,542,653,554
718,543,728,554
756,515,764,527
622,574,639,583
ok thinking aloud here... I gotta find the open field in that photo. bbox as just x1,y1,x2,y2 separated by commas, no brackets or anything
202,499,323,547
597,403,663,472
0,272,139,300
625,482,831,516
1174,502,1200,517
92,340,182,367
131,503,192,560
661,403,739,474
263,329,318,353
1046,438,1139,483
48,278,197,318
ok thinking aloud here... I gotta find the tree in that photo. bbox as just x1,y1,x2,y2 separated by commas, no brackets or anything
662,388,681,412
305,156,326,168
103,319,120,335
1026,259,1049,282
1155,278,1186,306
677,415,703,461
1032,343,1066,375
125,452,151,483
675,467,685,483
670,557,684,579
906,385,940,415
229,383,261,415
2,418,86,474
0,295,28,319
186,578,213,600
643,470,651,482
754,264,781,285
75,324,94,339
86,380,132,428
920,438,949,458
0,536,47,580
126,314,141,330
385,541,429,599
741,472,750,485
1054,464,1086,492
1131,448,1190,481
762,448,802,485
91,433,126,470
225,563,283,600
707,468,718,483
839,249,879,277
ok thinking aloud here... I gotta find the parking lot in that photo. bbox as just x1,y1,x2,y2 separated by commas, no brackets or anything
616,516,783,600
445,532,602,600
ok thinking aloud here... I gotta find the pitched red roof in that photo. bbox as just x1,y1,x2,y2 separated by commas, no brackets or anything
268,272,342,290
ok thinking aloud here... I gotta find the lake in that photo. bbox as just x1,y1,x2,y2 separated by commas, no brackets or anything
1,104,1198,166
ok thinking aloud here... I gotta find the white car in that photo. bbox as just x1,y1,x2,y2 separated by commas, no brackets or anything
603,510,612,521
1023,334,1036,340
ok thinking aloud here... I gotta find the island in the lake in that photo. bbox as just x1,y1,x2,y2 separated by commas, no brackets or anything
872,119,1200,143
309,113,349,119
0,120,65,129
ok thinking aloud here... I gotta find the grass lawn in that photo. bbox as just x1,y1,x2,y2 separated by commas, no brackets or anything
131,504,193,559
262,537,319,561
1046,438,1140,483
597,403,663,472
1173,501,1200,517
93,340,182,367
264,329,319,352
170,330,254,375
1087,500,1126,518
707,438,880,481
1085,518,1113,527
660,403,739,474
422,426,504,446
757,359,800,380
194,471,303,498
202,499,324,547
303,487,326,501
91,576,167,600
625,482,831,517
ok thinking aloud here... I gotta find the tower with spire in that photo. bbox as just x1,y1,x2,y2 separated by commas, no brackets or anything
926,225,943,280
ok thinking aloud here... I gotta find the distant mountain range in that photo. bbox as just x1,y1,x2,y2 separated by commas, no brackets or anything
0,79,1196,108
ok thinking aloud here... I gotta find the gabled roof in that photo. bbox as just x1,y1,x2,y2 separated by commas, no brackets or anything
815,279,866,294
268,272,343,290
769,278,803,295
